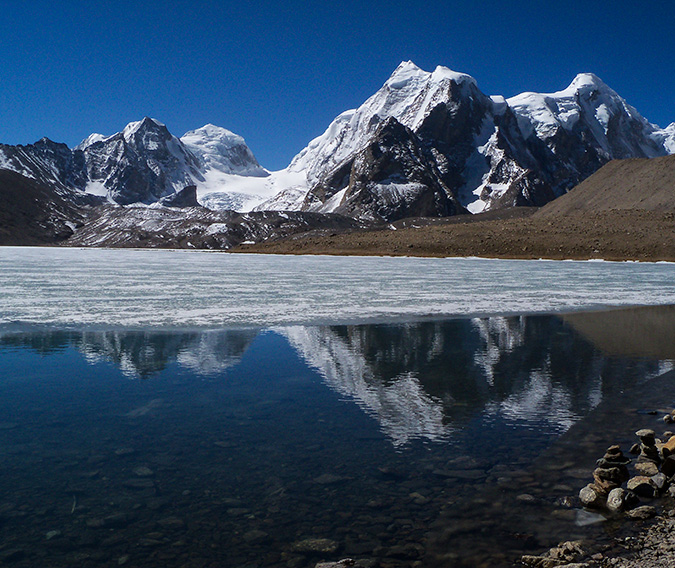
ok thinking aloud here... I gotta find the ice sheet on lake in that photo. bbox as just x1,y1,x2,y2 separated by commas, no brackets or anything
1,247,674,329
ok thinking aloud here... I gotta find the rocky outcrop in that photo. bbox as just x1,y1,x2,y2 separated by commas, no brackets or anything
0,138,88,192
78,117,203,205
65,205,367,249
303,118,466,222
159,185,201,208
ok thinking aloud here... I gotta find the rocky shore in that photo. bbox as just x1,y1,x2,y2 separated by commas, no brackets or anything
314,408,675,568
518,412,675,568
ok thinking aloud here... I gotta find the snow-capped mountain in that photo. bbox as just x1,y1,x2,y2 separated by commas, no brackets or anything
181,124,267,177
0,118,273,208
1,61,673,226
257,62,674,218
76,117,203,204
180,124,274,211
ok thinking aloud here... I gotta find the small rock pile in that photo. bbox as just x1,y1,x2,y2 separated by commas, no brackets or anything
579,427,675,519
521,540,586,568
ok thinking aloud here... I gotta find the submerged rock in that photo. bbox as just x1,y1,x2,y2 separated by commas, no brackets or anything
243,529,269,544
625,505,657,521
292,538,340,554
132,466,155,478
315,561,355,568
521,540,585,567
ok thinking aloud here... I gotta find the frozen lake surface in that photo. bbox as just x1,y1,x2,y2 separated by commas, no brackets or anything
1,247,674,328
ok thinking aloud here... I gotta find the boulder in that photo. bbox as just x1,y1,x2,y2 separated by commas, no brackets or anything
662,455,675,477
607,488,627,513
579,484,603,508
592,466,626,494
625,505,657,520
635,462,659,476
607,488,640,513
661,435,675,457
627,476,657,498
651,472,668,491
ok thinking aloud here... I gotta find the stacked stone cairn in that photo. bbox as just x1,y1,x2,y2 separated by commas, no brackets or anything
579,425,675,518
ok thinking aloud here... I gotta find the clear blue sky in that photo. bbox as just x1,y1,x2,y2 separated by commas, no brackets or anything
1,0,673,170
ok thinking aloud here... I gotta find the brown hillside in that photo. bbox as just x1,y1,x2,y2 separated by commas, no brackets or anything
536,154,675,217
0,169,84,245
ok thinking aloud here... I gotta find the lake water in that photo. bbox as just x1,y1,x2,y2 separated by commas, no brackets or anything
1,248,675,567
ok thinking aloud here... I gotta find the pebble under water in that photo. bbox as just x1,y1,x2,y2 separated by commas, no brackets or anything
0,306,674,567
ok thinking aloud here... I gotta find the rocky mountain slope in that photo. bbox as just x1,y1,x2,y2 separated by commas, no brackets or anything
65,205,368,249
0,169,100,245
257,62,674,221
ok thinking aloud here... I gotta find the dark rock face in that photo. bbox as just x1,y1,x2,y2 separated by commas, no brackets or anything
159,185,200,208
305,118,466,222
0,138,87,192
298,78,565,221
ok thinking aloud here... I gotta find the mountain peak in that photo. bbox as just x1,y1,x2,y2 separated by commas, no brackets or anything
183,123,243,145
181,123,267,177
392,60,423,74
567,72,611,94
386,61,476,90
431,65,477,87
122,117,167,141
386,61,427,89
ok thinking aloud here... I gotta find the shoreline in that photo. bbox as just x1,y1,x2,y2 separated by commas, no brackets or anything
521,386,675,568
1,302,673,335
230,209,675,263
5,243,675,265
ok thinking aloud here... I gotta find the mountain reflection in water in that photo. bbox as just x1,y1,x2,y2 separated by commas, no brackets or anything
3,306,672,448
1,306,674,568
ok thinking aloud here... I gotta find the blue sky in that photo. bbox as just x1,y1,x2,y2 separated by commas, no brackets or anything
1,0,673,170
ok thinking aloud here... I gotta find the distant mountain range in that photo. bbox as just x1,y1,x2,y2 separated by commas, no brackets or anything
1,61,674,246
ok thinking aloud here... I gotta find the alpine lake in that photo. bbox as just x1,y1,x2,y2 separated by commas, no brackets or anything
1,249,675,567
